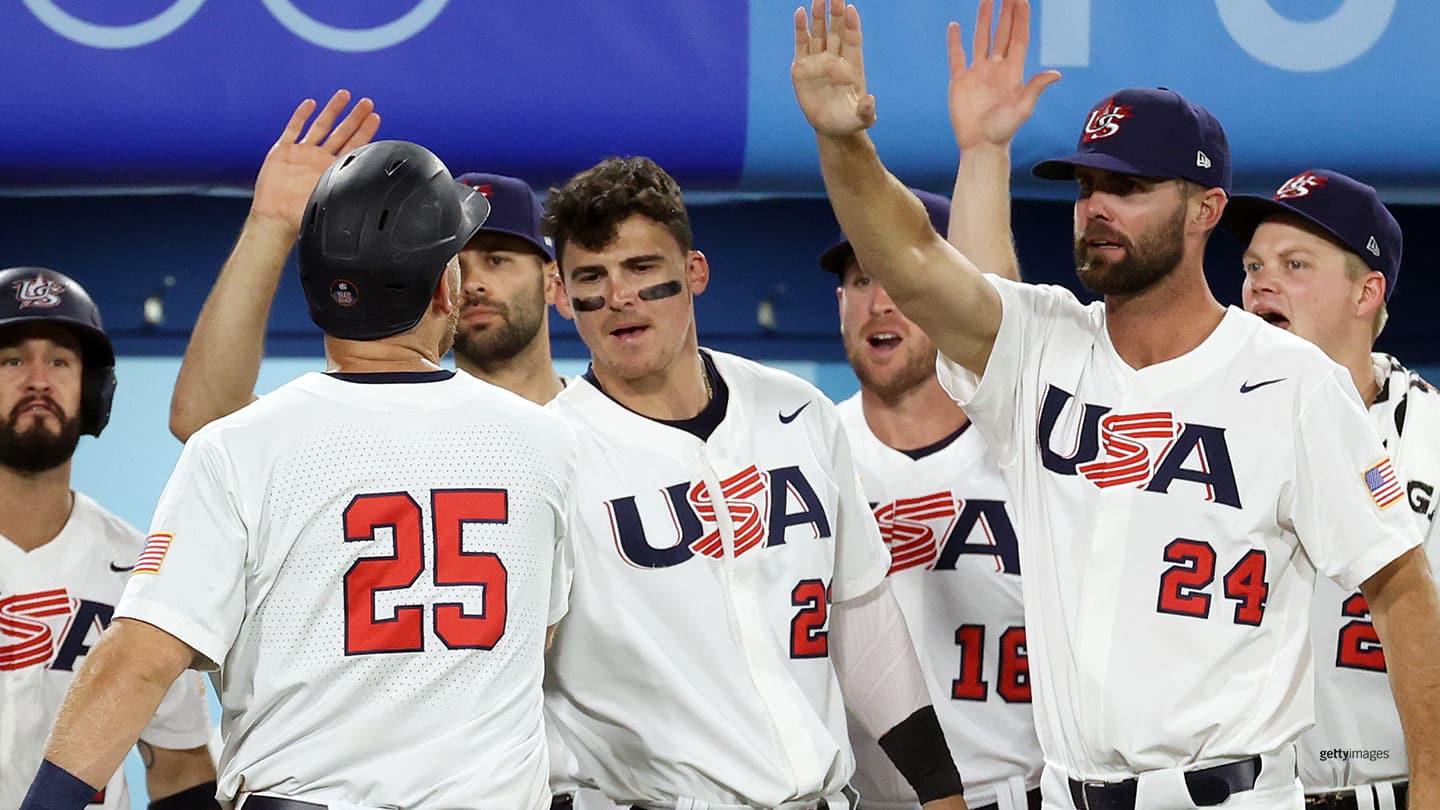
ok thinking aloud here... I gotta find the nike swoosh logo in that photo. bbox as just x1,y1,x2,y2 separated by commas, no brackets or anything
109,562,135,572
779,402,811,424
1239,378,1287,394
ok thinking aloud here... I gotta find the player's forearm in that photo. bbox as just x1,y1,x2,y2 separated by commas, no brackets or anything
40,620,193,790
815,133,1001,373
832,582,967,803
816,132,951,307
169,215,291,441
1363,547,1440,797
950,143,1021,282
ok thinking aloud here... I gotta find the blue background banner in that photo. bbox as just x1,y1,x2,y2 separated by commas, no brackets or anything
3,1,1437,197
0,0,750,190
746,0,1440,198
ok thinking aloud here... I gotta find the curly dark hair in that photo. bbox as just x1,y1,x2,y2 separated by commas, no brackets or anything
542,157,693,269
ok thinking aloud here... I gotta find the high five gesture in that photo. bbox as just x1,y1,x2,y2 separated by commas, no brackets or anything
792,0,875,138
946,0,1059,151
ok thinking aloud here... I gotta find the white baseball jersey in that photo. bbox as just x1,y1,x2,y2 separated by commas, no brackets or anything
836,395,1042,809
115,370,577,810
934,277,1420,783
544,349,890,808
1,492,212,810
1299,353,1440,790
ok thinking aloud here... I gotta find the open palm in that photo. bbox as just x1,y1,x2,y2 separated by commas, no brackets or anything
250,89,381,237
947,0,1060,150
792,0,877,137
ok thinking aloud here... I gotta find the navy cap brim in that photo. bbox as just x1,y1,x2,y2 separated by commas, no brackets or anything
1033,151,1191,182
818,238,852,275
469,225,554,261
1217,195,1320,247
455,182,492,248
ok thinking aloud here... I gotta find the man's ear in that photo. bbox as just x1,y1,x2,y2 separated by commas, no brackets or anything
1194,187,1227,232
554,267,575,322
686,250,711,296
435,258,461,315
1356,270,1386,320
543,261,562,308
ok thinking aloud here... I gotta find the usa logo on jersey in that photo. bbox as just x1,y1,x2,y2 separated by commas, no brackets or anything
605,464,830,568
0,589,113,672
1038,384,1242,508
872,493,1019,576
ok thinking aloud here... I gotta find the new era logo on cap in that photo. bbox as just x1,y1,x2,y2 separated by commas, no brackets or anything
1367,236,1381,257
1196,151,1211,169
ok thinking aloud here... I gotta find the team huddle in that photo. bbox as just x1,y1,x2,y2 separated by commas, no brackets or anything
6,1,1438,810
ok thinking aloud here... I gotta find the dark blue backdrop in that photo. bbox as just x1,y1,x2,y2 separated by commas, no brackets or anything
1,193,1434,365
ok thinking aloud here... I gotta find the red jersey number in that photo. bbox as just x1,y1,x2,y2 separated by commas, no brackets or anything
344,489,508,655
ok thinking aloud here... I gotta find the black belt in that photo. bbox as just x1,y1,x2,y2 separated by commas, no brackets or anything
243,798,326,810
1305,781,1408,810
552,794,849,809
1068,756,1262,810
628,804,830,810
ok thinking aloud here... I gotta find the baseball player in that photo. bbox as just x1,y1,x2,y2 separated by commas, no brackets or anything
1222,169,1439,809
822,190,1043,810
0,267,217,810
792,1,1440,808
20,140,578,810
167,89,380,442
540,156,968,810
169,95,569,442
452,172,568,404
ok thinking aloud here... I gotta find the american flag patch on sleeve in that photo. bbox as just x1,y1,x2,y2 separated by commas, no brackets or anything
133,532,174,575
1363,459,1404,509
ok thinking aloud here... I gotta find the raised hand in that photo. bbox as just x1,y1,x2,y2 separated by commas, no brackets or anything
249,89,381,237
792,0,876,138
947,0,1060,150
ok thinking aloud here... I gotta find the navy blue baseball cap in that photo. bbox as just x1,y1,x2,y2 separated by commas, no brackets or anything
1221,169,1403,300
818,188,951,275
1033,87,1231,193
456,173,555,261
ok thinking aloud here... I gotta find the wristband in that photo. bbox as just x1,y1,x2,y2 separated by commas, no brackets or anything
877,706,966,804
19,760,101,810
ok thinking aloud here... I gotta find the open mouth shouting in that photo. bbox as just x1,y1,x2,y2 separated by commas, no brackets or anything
1249,304,1291,330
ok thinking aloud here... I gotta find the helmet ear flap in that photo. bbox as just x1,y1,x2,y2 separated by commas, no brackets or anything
82,365,117,437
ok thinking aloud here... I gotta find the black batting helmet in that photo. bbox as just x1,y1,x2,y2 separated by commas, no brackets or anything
298,140,491,341
0,267,117,436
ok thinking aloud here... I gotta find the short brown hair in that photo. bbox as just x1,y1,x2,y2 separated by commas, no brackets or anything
541,157,693,269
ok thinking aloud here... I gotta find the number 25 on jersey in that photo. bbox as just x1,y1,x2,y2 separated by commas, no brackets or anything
344,489,509,655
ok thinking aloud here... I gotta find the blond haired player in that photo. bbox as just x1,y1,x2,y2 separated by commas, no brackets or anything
823,189,1042,810
793,0,1440,807
20,138,577,810
1224,169,1438,809
0,267,216,810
